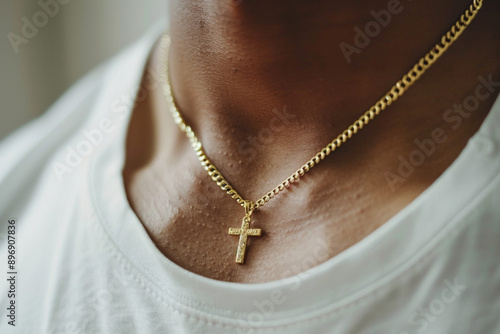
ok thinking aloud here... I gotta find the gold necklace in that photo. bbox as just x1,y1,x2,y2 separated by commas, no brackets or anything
159,0,483,264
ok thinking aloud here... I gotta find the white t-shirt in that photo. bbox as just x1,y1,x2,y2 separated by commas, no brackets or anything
1,23,500,334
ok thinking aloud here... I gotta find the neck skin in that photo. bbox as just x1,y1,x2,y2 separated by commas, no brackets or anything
166,0,499,196
169,0,466,124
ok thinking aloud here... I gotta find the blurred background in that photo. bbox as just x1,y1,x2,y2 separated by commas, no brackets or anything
0,0,167,140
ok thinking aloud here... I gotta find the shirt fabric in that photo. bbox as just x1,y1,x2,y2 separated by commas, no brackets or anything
1,22,500,334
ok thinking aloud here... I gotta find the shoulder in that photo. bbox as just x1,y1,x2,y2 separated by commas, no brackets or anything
0,22,165,189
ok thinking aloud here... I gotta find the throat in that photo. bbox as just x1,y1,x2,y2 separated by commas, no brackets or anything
167,0,481,138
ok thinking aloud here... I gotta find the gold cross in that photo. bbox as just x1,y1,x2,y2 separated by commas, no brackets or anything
228,201,262,264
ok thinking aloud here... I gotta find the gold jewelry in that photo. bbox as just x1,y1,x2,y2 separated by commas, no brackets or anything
159,0,483,263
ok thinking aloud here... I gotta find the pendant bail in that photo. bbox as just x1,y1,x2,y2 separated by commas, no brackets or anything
244,200,255,217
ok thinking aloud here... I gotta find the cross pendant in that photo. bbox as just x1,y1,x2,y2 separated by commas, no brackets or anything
228,201,262,264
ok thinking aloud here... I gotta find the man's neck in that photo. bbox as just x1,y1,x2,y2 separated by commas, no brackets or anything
162,0,499,193
168,0,480,131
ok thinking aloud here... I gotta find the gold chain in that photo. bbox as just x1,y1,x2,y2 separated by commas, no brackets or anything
160,0,482,213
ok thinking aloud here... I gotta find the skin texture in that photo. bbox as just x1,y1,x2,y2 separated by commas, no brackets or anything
123,0,500,283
